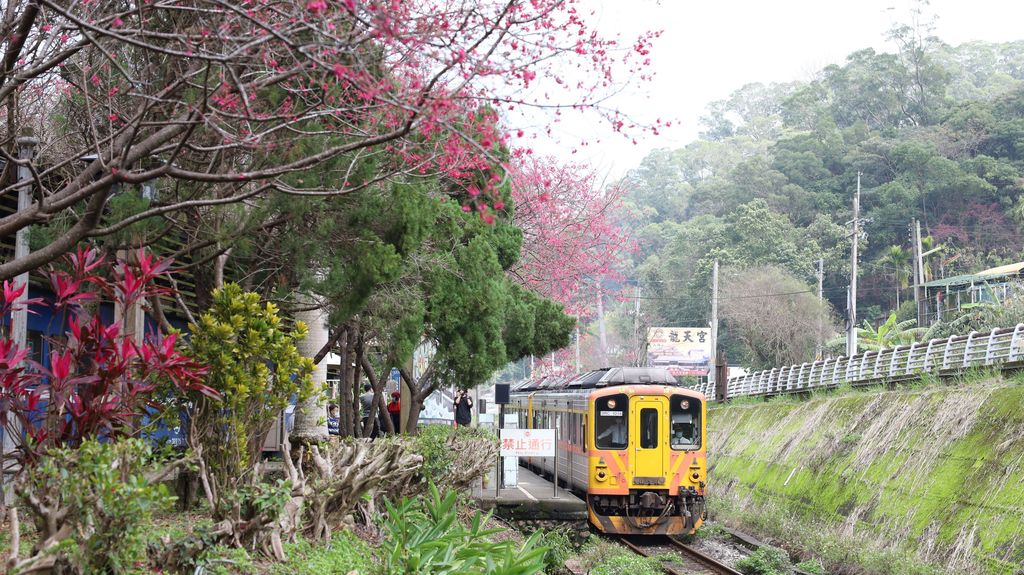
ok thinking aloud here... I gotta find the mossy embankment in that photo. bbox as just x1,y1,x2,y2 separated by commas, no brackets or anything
707,371,1024,575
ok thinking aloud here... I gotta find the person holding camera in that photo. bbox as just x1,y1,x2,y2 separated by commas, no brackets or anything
453,389,473,428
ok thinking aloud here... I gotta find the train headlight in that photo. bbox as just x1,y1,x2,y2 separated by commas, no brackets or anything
691,471,700,481
595,470,608,482
607,399,617,409
680,400,689,409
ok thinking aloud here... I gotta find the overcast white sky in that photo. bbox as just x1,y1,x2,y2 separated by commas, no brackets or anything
517,0,1024,179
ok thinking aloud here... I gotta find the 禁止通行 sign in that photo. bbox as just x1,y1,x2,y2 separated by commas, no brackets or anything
499,428,555,457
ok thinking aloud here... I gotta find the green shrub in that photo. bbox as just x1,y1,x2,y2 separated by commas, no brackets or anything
410,424,498,489
18,439,176,573
188,283,316,497
381,485,546,575
271,530,377,575
578,539,663,575
590,553,663,575
796,558,826,575
533,527,574,573
736,546,793,575
412,424,460,479
161,529,374,575
187,284,315,548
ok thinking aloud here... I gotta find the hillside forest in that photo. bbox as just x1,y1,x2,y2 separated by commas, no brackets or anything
592,32,1024,371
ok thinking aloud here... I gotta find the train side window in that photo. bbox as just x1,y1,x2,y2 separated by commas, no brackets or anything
670,396,702,450
639,408,658,449
594,394,627,450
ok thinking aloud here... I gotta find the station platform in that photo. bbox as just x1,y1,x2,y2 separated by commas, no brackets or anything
472,463,587,520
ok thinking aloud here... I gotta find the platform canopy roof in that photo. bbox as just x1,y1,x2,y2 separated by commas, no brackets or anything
922,261,1024,289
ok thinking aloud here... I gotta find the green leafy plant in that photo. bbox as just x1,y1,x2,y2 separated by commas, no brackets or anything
825,312,937,355
578,538,663,575
188,283,315,483
13,439,177,574
269,530,377,575
796,558,826,575
410,424,498,489
381,485,546,575
736,546,794,575
533,527,574,573
187,285,314,478
186,283,315,555
588,549,662,575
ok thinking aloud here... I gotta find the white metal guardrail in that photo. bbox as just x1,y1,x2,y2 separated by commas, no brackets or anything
694,324,1024,400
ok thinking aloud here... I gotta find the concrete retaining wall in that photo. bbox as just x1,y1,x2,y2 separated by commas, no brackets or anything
708,378,1024,574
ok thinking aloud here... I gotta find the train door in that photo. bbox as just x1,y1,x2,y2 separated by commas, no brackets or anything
630,397,666,480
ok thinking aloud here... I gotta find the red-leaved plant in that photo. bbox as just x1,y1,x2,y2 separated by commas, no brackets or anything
0,247,215,464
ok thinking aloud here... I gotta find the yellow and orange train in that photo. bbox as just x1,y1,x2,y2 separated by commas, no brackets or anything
508,367,707,535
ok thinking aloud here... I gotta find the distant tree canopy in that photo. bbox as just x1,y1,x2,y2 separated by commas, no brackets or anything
619,37,1024,368
720,266,837,369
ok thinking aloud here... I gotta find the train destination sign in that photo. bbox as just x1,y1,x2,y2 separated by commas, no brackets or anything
499,428,556,457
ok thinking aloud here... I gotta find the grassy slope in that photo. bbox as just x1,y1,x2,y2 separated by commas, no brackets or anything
708,371,1024,575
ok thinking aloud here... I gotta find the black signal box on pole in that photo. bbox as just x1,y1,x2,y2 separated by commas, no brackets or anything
494,383,510,405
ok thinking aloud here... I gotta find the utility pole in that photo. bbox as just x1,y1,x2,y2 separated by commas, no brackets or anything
709,259,719,387
913,219,926,327
574,321,581,374
633,284,641,367
7,136,37,505
911,219,920,322
817,258,824,360
10,137,36,355
597,289,607,365
846,173,860,357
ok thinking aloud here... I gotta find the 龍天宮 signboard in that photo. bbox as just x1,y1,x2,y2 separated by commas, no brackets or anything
647,326,711,376
499,428,555,457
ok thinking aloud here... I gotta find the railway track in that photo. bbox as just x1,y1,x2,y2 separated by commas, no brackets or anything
617,535,744,575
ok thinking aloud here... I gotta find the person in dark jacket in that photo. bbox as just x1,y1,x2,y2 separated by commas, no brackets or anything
453,389,473,427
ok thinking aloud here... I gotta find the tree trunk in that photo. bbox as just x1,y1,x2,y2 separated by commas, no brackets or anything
352,326,365,437
291,305,330,444
404,396,423,435
339,326,354,437
398,365,435,435
361,356,395,435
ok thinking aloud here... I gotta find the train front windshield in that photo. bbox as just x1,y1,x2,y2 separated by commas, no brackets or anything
670,396,701,450
594,394,628,449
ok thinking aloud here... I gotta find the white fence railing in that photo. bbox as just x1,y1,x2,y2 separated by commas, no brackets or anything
694,324,1024,400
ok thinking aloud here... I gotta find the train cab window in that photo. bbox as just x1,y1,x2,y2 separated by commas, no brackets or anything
670,396,702,450
639,408,658,449
594,394,627,450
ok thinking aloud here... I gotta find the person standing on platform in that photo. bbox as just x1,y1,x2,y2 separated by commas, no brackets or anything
454,389,473,428
387,391,401,433
327,404,340,436
359,383,377,438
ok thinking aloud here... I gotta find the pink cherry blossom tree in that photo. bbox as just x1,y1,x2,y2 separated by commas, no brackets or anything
507,155,634,372
0,0,659,280
508,155,633,313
